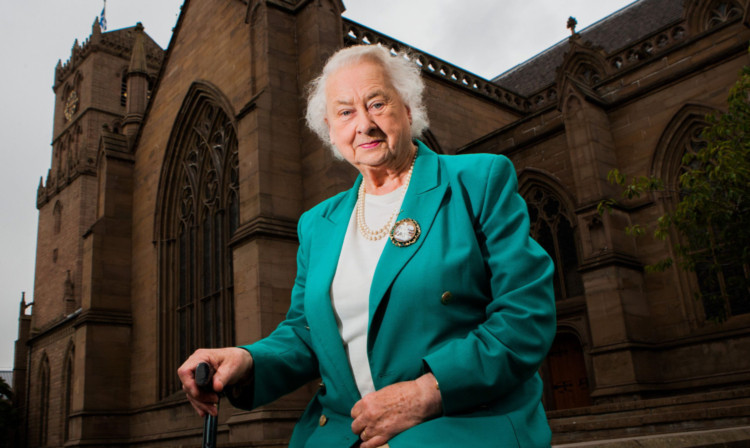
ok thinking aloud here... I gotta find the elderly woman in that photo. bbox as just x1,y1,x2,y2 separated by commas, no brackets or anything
178,44,556,448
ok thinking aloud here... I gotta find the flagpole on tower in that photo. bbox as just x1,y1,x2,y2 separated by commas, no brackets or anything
99,0,108,31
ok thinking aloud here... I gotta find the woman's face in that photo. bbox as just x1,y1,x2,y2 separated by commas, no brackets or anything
324,60,413,172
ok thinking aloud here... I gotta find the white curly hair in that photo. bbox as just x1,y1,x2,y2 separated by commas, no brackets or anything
305,44,429,159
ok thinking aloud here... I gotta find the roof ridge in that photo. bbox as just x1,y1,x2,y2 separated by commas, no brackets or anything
491,0,684,95
492,0,641,83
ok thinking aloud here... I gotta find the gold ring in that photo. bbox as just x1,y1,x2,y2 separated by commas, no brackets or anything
361,430,367,440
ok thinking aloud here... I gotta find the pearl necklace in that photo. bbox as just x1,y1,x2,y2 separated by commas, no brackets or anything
356,150,417,241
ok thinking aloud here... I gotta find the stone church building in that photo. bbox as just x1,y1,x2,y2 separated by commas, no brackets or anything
12,0,750,446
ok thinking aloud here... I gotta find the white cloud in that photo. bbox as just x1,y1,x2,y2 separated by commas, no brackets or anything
0,0,634,369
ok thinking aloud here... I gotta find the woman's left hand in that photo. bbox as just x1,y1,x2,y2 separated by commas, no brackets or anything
350,373,442,448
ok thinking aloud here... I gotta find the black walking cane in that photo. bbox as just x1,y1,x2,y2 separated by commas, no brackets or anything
195,362,219,448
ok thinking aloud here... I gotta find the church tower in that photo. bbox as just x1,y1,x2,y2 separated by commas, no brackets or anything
35,19,161,328
23,19,163,446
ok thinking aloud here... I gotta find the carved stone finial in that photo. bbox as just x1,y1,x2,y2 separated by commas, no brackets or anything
92,17,102,41
567,16,578,36
128,23,148,75
54,59,63,84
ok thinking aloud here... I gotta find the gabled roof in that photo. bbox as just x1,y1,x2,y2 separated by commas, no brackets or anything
492,0,684,96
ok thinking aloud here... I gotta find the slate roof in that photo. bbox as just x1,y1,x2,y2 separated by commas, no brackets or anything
492,0,685,96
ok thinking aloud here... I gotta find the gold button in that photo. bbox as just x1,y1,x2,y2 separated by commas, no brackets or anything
441,291,453,305
319,414,327,426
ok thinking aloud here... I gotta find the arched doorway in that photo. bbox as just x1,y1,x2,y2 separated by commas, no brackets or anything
543,332,591,410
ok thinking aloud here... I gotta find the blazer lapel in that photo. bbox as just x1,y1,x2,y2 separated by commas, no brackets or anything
304,180,362,403
368,143,449,328
303,143,448,401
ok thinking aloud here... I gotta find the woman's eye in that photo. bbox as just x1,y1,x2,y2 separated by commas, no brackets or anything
371,102,384,110
339,110,352,117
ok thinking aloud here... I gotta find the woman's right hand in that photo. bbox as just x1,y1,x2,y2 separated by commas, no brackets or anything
177,347,254,417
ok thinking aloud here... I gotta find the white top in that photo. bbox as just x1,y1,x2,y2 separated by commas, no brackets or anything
330,186,405,397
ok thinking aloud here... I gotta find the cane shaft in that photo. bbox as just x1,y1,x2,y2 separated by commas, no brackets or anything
196,362,219,448
203,412,218,448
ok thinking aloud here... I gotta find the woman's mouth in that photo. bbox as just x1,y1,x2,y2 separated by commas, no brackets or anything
358,140,382,150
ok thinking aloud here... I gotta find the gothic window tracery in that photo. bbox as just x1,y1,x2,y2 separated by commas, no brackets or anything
706,1,743,29
159,92,239,396
525,186,584,301
575,63,602,86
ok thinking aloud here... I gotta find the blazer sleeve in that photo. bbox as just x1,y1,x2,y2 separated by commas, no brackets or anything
228,212,320,410
422,155,556,415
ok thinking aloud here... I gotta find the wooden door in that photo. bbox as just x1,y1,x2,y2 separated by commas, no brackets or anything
544,333,591,410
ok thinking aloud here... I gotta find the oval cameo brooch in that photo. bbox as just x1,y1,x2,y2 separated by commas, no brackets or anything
390,218,421,247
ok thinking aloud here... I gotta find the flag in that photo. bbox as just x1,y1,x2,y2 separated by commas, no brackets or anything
99,0,107,31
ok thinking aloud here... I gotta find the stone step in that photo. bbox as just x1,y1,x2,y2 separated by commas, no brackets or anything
550,387,750,420
549,388,750,443
553,425,750,448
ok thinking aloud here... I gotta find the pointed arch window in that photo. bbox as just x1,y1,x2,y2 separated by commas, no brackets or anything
53,201,63,234
706,1,743,29
526,186,584,301
158,86,239,397
56,141,66,179
672,125,749,320
62,344,75,441
37,355,50,447
120,69,128,107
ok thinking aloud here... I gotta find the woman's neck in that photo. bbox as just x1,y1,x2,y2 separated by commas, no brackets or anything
360,145,416,195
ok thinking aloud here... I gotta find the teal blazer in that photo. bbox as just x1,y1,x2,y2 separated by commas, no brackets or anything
230,141,556,447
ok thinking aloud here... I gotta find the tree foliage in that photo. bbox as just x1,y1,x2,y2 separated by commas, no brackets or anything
0,376,17,448
599,62,750,320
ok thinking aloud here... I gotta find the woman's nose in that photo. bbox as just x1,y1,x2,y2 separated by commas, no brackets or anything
355,112,376,134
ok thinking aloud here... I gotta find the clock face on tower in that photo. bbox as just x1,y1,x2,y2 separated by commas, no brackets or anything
64,90,79,121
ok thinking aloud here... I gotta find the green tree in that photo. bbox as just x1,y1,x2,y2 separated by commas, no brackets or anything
599,62,750,321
